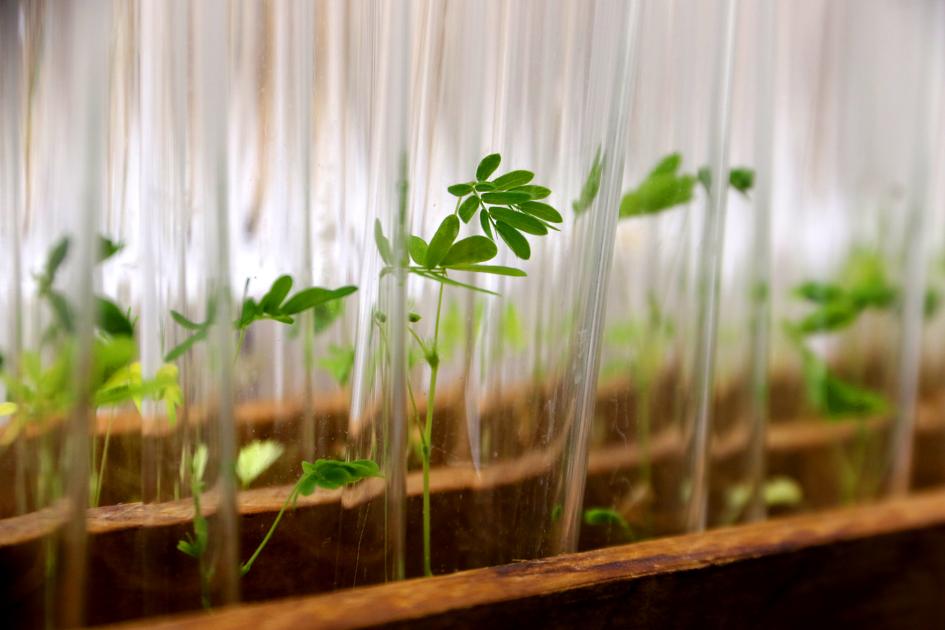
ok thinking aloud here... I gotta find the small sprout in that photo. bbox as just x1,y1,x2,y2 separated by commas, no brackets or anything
763,476,803,508
619,154,755,219
165,276,356,361
583,507,632,536
236,440,285,489
390,153,561,576
723,476,803,524
240,457,381,577
408,312,422,323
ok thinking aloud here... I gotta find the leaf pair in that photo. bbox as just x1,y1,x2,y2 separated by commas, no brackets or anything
165,304,215,362
792,251,897,335
177,512,208,559
619,153,756,219
296,458,381,497
165,277,357,361
696,166,755,195
584,507,632,534
239,275,358,330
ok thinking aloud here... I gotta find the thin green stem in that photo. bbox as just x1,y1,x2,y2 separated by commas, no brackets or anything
191,484,211,610
240,483,301,577
235,328,248,364
92,415,114,508
421,281,445,576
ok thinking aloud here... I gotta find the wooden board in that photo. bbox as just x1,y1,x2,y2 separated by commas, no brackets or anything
114,489,945,629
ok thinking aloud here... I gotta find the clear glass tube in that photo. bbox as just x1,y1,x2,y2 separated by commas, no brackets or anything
402,0,638,576
757,1,937,512
585,0,740,548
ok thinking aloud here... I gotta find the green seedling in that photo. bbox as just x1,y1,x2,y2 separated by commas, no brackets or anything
240,458,381,577
177,444,212,609
788,248,896,502
1,235,180,508
167,274,372,602
619,153,754,219
583,507,633,541
378,153,562,576
166,274,357,362
721,475,803,525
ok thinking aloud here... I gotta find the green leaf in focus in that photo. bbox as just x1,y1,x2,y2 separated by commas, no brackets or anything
408,235,429,267
492,170,534,190
495,221,531,260
514,185,551,200
457,196,481,223
480,211,494,240
259,275,293,314
441,235,498,266
447,183,473,196
481,191,532,205
282,285,357,315
476,153,501,181
374,219,393,265
425,215,460,268
297,458,382,495
489,207,547,235
519,201,563,223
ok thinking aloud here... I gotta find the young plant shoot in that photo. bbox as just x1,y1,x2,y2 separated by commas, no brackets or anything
167,274,376,595
587,153,754,536
0,235,181,508
377,153,563,576
787,248,896,502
